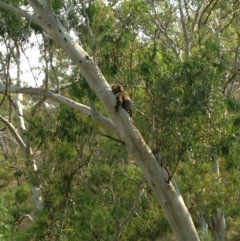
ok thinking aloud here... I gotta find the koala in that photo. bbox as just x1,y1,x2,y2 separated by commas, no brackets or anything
111,85,132,117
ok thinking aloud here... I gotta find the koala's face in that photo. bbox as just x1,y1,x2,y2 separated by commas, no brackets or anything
111,85,123,94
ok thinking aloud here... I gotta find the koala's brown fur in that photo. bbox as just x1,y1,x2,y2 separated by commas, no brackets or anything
111,85,132,117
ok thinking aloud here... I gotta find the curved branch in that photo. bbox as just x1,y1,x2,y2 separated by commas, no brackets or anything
31,82,75,116
62,0,73,31
0,86,118,136
0,115,26,150
0,1,39,24
111,179,144,241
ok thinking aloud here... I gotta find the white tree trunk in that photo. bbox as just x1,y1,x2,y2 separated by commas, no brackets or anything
203,158,226,241
13,43,43,211
0,1,200,239
201,216,208,237
211,209,226,241
209,160,226,241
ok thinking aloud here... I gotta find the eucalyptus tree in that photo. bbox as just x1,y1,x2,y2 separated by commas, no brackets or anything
0,0,201,240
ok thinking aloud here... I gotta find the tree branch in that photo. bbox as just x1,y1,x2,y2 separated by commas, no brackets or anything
111,179,144,241
62,0,73,31
31,82,73,116
0,86,118,136
0,115,26,150
0,1,39,24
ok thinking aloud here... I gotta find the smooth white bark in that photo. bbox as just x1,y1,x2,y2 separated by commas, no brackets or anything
207,159,226,241
201,216,208,237
212,209,226,241
0,115,43,211
0,86,118,136
15,45,43,211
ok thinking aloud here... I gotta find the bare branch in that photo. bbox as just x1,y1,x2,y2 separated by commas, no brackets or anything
150,4,181,59
31,82,73,116
62,0,73,31
46,0,52,11
111,179,145,241
0,115,26,150
81,0,96,60
96,132,125,145
0,86,118,136
0,1,39,24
